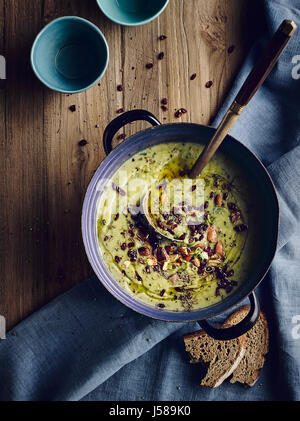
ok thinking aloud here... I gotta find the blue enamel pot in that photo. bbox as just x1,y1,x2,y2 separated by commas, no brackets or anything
82,110,279,340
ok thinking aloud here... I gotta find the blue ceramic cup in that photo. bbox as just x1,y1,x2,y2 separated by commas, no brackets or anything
31,16,109,94
97,0,169,26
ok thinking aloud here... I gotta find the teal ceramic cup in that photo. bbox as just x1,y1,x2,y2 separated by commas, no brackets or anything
97,0,169,26
31,16,109,94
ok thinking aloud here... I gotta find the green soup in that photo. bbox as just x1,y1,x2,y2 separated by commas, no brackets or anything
97,142,257,311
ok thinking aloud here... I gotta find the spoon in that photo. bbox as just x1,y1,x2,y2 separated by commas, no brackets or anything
142,19,297,242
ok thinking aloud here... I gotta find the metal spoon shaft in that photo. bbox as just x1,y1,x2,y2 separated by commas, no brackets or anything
189,101,244,179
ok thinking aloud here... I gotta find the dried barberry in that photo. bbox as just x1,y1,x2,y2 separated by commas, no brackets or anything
78,139,88,147
234,224,248,232
228,202,238,212
167,228,175,235
128,250,137,261
136,273,142,282
204,246,213,257
128,229,135,238
199,223,208,232
228,45,235,54
190,73,197,80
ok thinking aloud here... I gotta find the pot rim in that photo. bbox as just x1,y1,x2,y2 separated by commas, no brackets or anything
82,122,279,322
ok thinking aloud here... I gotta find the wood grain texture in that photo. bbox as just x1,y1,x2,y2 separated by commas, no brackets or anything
0,0,261,330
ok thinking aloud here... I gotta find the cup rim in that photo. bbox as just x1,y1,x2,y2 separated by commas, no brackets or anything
96,0,169,27
30,16,110,94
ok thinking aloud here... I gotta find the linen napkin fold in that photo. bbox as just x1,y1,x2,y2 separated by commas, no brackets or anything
0,0,300,401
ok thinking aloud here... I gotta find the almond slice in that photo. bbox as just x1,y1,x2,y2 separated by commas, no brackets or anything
207,225,218,242
215,240,224,258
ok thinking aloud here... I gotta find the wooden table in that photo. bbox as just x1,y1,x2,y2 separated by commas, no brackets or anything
0,0,261,330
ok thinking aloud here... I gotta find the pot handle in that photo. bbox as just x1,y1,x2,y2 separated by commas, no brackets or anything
198,291,260,340
103,109,161,155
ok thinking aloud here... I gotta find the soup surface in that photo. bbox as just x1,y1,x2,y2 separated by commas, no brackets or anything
97,142,257,312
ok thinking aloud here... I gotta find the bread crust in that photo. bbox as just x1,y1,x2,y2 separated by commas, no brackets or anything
224,306,269,386
225,305,269,354
183,325,247,388
183,307,269,388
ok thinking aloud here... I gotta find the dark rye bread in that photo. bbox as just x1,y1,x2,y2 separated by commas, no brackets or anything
184,329,246,388
224,306,269,386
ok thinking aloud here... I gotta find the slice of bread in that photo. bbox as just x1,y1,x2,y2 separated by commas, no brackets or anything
184,329,247,388
224,306,269,386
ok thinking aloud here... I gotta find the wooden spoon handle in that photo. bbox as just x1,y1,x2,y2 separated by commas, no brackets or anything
189,19,297,180
236,19,297,106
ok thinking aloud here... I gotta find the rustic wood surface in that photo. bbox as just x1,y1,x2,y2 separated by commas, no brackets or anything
0,0,261,330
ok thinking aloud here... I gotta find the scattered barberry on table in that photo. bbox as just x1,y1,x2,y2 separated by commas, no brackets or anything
78,139,88,147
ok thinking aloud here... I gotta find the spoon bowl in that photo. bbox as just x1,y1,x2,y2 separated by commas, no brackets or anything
140,192,183,243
